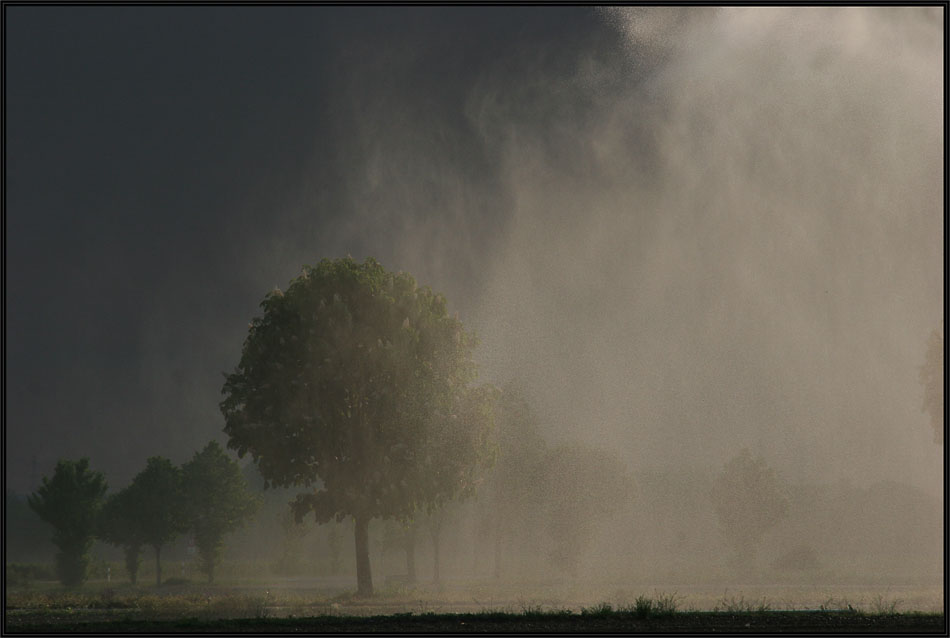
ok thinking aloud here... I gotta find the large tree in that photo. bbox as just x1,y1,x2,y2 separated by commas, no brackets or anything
128,456,187,586
28,458,108,586
180,441,260,583
710,448,788,571
919,327,943,444
97,485,147,584
221,257,494,596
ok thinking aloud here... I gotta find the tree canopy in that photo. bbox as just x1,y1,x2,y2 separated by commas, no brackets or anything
180,441,259,583
128,456,187,585
98,485,148,584
28,458,107,586
221,257,494,595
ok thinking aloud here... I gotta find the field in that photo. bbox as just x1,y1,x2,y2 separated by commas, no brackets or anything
4,575,944,633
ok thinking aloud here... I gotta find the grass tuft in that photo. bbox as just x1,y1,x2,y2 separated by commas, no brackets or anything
580,602,613,616
714,593,772,613
869,593,903,615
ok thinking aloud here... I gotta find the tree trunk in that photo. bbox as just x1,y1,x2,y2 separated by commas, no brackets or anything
405,526,416,583
125,545,139,585
155,545,162,586
354,515,373,596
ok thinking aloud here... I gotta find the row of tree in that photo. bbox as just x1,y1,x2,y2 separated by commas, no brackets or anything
28,441,258,587
28,256,936,592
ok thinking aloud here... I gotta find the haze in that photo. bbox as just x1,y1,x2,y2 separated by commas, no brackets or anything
5,5,943,606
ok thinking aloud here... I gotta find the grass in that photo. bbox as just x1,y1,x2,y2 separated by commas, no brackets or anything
6,606,944,633
5,576,943,633
714,592,773,613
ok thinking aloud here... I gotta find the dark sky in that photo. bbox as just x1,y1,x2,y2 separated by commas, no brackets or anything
5,6,943,498
5,6,622,492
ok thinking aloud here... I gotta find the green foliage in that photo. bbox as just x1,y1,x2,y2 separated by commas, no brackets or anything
180,441,260,583
98,486,147,584
27,458,107,586
129,457,186,550
710,448,788,570
221,257,495,593
919,328,943,444
127,457,187,585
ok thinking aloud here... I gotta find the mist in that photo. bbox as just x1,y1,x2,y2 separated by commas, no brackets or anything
5,5,943,611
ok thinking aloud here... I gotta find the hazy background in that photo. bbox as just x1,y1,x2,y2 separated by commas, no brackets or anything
6,5,943,512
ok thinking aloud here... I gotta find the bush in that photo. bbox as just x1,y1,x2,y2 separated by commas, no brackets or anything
5,563,55,587
54,551,91,587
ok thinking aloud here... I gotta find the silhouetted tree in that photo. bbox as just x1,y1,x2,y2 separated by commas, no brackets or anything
180,441,260,583
98,486,146,584
221,257,495,596
710,448,788,571
380,518,418,583
28,458,107,586
536,442,633,578
485,382,547,579
919,327,943,444
128,457,186,586
273,507,311,576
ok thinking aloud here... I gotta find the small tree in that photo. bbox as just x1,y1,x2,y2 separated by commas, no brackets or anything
710,448,788,571
486,382,547,579
180,441,260,583
919,327,943,445
28,458,107,586
128,457,186,586
536,442,632,578
98,486,146,584
222,257,495,595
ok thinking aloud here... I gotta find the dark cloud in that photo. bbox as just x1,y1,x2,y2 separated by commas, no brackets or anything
5,6,620,491
5,7,942,504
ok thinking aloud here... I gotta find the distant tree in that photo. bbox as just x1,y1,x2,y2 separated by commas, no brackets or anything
221,257,495,596
97,486,147,584
180,441,260,583
536,442,633,578
485,382,547,579
27,458,107,586
710,448,788,571
273,507,312,576
919,327,943,444
380,518,418,583
325,520,344,575
128,457,186,586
